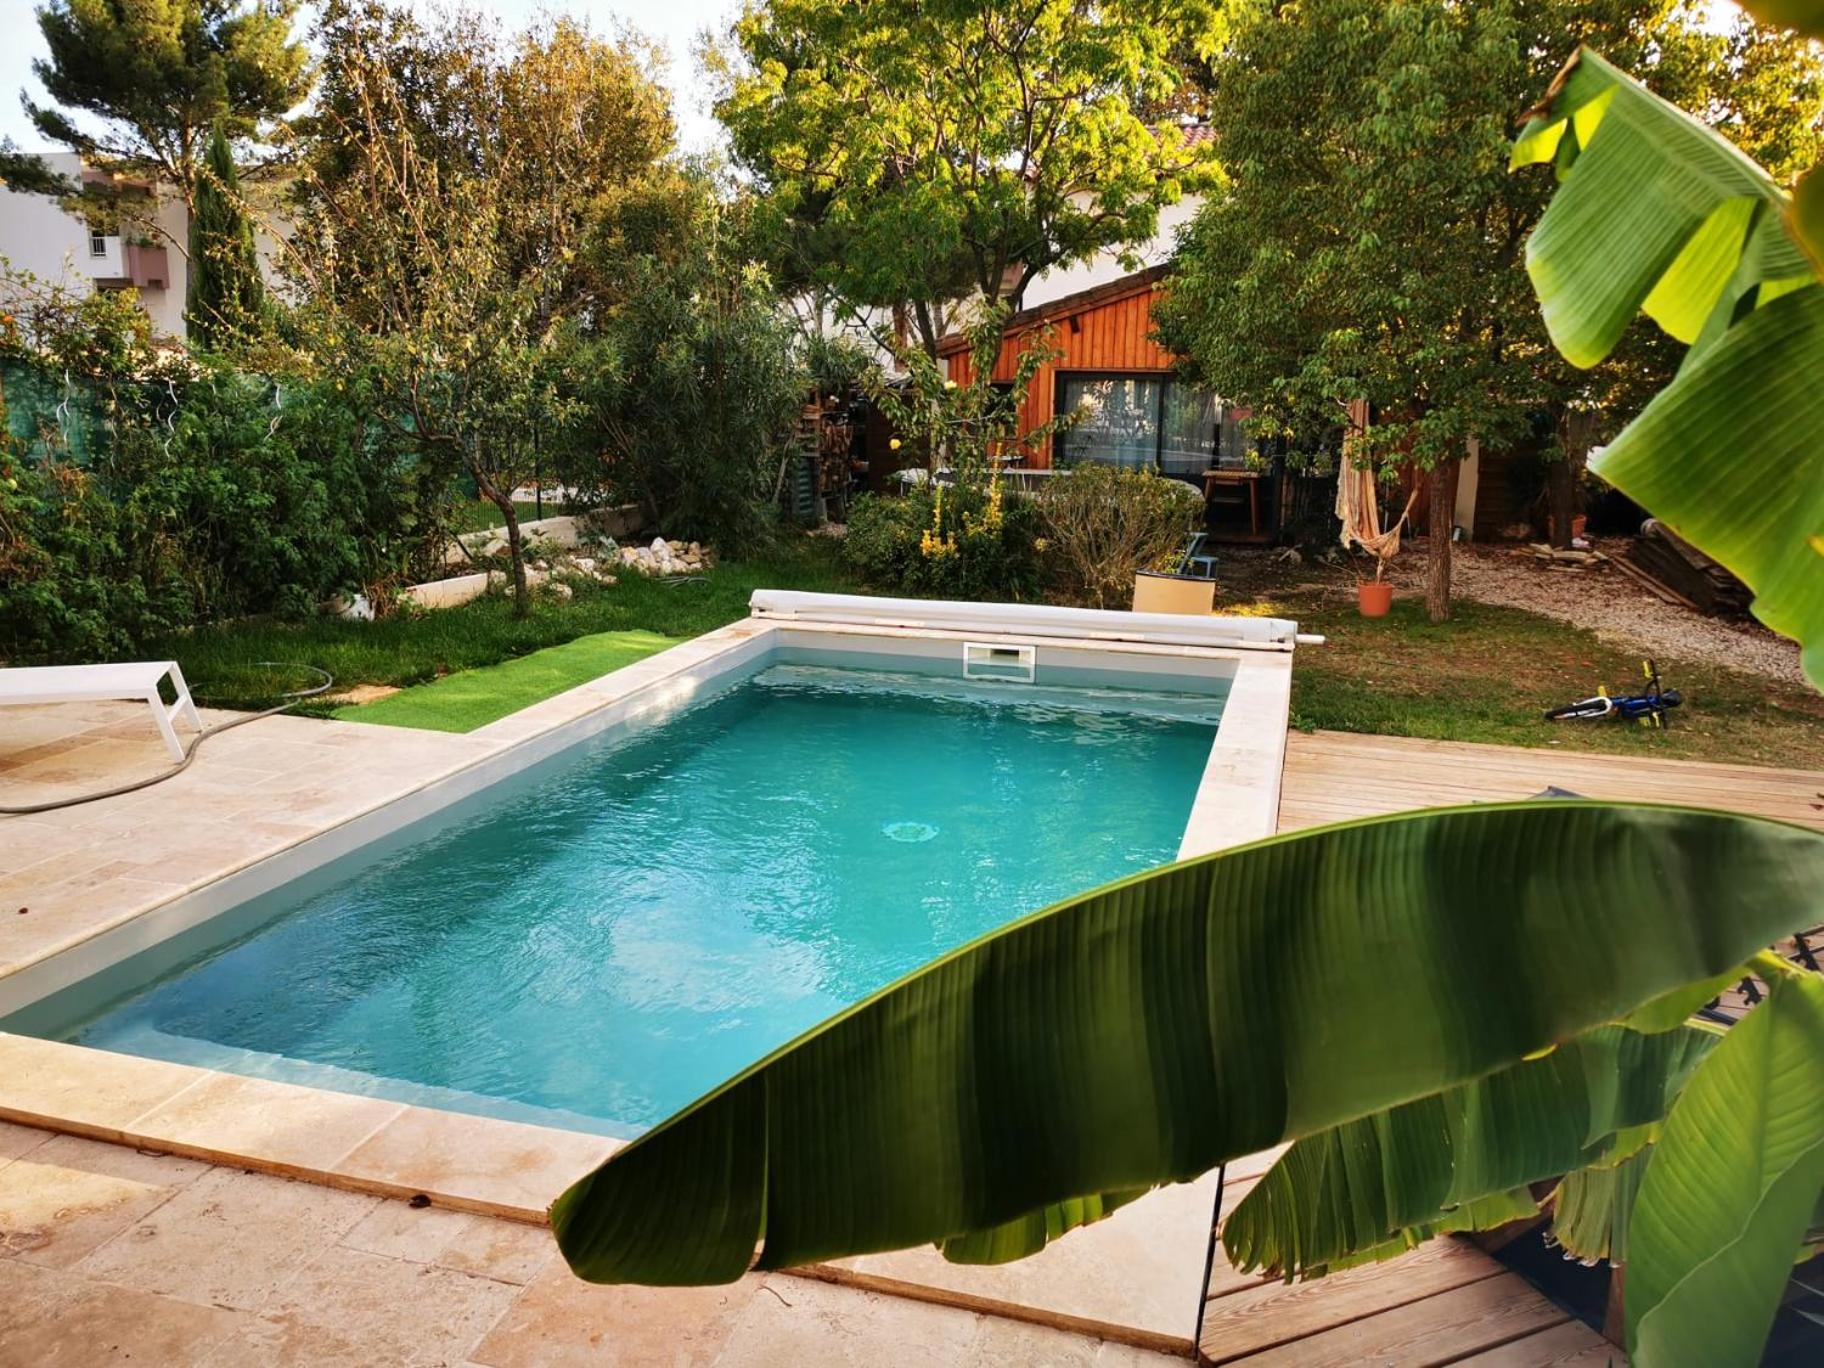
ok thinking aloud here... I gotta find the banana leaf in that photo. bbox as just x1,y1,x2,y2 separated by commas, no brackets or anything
1549,1146,1651,1265
1319,1188,1542,1275
1512,48,1824,689
1627,967,1824,1366
1222,1024,1716,1278
548,801,1824,1285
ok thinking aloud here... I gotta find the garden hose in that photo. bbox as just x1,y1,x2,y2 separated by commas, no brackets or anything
0,663,335,816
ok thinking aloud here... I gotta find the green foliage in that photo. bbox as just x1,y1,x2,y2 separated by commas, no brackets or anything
576,176,806,553
0,141,74,197
0,264,419,663
547,801,1824,1284
157,535,861,711
1514,47,1824,689
713,0,1225,351
28,0,312,204
844,484,1045,602
1626,965,1824,1365
1222,1023,1717,1278
0,367,416,663
300,3,675,316
186,128,267,350
1156,0,1824,613
1037,465,1205,608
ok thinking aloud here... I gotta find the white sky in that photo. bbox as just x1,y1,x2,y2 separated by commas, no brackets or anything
0,0,741,155
1,0,1750,158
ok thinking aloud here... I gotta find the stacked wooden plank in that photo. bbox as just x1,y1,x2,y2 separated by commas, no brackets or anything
1626,519,1751,615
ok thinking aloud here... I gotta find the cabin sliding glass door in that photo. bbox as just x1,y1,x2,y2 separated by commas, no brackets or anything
1054,374,1218,478
1055,376,1161,469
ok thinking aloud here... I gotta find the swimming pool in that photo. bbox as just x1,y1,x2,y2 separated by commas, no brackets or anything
4,645,1245,1138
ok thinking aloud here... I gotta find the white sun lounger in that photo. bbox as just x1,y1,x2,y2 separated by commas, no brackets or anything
0,661,202,762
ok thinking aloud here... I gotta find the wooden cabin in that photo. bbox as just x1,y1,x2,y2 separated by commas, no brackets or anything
937,267,1281,542
937,266,1554,546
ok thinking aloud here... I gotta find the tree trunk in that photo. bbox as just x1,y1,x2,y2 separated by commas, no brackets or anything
483,480,531,618
1550,409,1600,549
1426,459,1459,624
1546,457,1577,550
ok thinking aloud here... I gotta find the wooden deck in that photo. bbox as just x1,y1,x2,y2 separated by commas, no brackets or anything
1199,1152,1613,1366
1278,729,1824,834
1191,731,1824,1366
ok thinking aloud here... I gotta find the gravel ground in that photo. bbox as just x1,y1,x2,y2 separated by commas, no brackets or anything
1381,538,1808,688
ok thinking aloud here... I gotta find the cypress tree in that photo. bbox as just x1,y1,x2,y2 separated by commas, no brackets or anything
186,128,266,349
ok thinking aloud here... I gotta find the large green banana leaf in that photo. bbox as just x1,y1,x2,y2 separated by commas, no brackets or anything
1627,966,1824,1366
549,801,1824,1284
1222,1023,1717,1278
1512,49,1824,689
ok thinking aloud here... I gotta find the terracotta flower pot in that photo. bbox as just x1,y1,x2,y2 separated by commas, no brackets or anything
1357,580,1394,618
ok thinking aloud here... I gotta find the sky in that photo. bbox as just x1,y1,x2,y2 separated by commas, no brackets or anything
0,0,741,155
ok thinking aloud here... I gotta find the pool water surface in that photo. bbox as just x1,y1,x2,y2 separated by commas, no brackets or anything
17,660,1223,1136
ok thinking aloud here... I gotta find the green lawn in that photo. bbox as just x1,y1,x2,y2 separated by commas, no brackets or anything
333,629,679,732
157,536,860,719
156,535,1822,767
1268,592,1824,769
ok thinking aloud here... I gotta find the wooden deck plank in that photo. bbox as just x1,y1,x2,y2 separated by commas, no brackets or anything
1198,1237,1507,1362
1278,731,1824,834
1452,1317,1620,1365
1212,1272,1570,1366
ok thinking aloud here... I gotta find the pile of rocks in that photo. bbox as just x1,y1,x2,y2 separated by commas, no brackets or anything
617,537,711,576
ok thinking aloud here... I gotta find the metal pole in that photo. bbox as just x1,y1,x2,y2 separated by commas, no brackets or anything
1192,1162,1228,1358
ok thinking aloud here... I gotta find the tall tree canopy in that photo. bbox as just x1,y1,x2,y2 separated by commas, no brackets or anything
27,0,313,207
185,126,266,349
298,0,676,326
1154,0,1824,619
712,0,1226,355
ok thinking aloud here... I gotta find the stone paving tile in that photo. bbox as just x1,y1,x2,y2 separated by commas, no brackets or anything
196,1243,520,1367
129,1072,404,1173
75,1165,379,1311
714,1276,985,1367
469,1262,766,1368
24,1132,213,1187
0,1155,187,1268
338,1195,474,1263
0,1119,47,1164
0,1258,251,1368
435,1217,558,1286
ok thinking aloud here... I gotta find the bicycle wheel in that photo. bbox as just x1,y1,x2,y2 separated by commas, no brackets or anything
1545,699,1612,721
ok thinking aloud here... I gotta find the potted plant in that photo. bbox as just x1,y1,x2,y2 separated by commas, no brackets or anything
1356,557,1394,617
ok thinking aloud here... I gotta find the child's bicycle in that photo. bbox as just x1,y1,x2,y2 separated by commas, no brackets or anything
1545,659,1682,728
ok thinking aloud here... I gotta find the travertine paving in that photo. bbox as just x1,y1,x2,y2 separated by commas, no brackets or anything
11,683,1792,1362
0,1121,1176,1366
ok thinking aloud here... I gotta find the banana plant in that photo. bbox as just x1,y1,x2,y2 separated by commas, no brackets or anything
550,802,1823,1354
1209,45,1824,1362
1510,43,1824,690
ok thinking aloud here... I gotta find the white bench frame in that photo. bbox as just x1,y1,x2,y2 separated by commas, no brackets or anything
0,661,203,762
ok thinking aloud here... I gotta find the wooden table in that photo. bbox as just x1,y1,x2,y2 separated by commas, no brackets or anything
1203,469,1265,538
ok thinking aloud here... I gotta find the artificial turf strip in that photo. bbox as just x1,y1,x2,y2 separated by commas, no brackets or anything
332,628,681,733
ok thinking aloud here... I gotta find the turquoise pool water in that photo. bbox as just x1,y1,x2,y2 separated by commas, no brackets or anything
21,659,1222,1136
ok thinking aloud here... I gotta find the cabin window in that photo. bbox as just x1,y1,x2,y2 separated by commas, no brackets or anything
1054,374,1222,478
